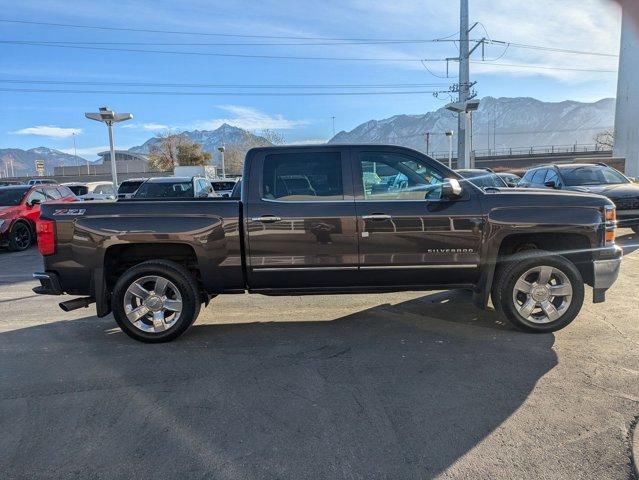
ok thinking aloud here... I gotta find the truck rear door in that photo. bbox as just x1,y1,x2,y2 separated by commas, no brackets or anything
245,147,358,290
351,146,483,287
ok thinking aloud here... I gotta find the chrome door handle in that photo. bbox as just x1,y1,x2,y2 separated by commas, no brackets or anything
251,215,282,223
362,214,392,221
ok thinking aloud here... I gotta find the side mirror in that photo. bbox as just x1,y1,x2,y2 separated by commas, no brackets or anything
544,180,557,189
28,198,41,207
442,178,462,199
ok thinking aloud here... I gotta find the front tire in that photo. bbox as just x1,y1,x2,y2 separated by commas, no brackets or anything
8,222,32,252
492,251,585,333
112,260,200,343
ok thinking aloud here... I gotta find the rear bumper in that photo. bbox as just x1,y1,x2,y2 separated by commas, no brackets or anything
32,272,63,295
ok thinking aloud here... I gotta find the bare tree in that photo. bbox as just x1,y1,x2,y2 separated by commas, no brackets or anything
148,133,184,171
594,129,614,150
148,133,211,170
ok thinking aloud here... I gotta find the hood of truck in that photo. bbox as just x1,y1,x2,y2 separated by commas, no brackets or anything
563,183,639,199
482,187,613,208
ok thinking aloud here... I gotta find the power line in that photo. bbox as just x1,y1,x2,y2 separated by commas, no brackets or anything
0,41,445,62
0,39,461,47
469,60,616,73
0,87,448,96
0,18,458,43
0,79,450,89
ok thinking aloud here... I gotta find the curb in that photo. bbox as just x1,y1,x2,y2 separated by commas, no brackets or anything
632,419,639,480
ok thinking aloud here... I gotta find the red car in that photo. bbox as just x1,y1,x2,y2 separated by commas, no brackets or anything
0,184,77,251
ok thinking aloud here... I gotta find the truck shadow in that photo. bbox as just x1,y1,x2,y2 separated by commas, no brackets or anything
1,292,556,479
617,230,639,255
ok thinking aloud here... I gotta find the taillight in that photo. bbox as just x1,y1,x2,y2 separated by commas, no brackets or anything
36,219,55,256
604,205,616,246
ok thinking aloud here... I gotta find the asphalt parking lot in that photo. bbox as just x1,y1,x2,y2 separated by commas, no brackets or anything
1,231,638,480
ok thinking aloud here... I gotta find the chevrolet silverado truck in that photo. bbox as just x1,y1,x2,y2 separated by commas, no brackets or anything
33,145,623,342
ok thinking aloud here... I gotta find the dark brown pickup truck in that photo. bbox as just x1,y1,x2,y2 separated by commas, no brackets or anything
34,145,622,342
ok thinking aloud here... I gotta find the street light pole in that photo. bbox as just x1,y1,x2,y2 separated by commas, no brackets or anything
106,121,118,190
445,131,454,168
85,107,132,193
218,146,226,178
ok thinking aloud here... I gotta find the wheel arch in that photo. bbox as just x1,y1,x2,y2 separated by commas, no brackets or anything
476,232,594,309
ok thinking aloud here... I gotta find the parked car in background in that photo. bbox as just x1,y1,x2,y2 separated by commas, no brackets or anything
456,168,509,189
117,178,147,199
497,172,521,188
132,176,218,199
27,179,57,186
0,184,76,251
0,180,25,186
229,178,242,198
518,163,639,233
63,181,116,201
210,178,238,197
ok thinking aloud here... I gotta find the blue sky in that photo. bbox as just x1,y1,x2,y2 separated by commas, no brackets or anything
0,0,622,159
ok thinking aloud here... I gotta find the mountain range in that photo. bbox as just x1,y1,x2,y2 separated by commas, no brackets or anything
329,97,615,155
1,97,616,176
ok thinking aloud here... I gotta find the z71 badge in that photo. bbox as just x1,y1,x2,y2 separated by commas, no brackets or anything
52,208,86,216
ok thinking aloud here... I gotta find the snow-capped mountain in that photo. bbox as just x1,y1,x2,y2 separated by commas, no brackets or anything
329,97,615,155
0,147,85,176
129,123,270,159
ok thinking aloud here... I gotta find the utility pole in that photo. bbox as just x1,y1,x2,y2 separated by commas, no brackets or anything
457,0,471,169
425,132,430,155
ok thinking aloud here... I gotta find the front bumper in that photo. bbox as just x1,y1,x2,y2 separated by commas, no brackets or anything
33,272,63,295
593,257,622,290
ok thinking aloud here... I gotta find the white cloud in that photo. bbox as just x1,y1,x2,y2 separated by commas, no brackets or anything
194,105,308,131
11,125,82,138
58,146,109,158
122,123,171,131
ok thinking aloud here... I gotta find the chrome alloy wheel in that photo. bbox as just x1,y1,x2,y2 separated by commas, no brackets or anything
511,265,573,324
123,275,183,333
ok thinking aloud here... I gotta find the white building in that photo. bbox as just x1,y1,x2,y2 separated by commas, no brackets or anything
614,5,639,177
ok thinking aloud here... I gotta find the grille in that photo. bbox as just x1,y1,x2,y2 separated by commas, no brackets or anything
614,197,639,210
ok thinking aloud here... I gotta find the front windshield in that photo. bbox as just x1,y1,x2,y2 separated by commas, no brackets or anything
0,187,28,206
462,172,507,189
134,181,193,198
562,166,629,186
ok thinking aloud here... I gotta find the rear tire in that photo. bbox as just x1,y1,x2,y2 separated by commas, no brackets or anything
492,251,584,333
112,260,200,343
8,222,32,252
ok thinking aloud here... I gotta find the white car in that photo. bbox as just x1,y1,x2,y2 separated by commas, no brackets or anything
63,181,116,201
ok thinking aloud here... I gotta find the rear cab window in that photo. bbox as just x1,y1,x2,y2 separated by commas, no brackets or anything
262,152,344,201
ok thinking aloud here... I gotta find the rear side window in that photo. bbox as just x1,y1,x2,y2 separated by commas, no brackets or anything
262,152,343,201
531,169,547,184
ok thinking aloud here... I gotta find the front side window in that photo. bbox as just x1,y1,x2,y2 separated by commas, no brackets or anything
262,152,343,201
359,152,444,201
44,188,62,200
531,169,547,185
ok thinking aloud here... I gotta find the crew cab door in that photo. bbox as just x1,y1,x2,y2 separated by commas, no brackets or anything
352,147,484,287
245,147,358,290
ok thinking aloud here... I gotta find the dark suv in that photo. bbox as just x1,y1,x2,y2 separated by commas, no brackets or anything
518,163,639,233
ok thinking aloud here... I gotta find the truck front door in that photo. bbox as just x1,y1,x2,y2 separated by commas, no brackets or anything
245,147,358,290
352,147,484,287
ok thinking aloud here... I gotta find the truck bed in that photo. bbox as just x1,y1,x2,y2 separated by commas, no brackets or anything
40,199,245,302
